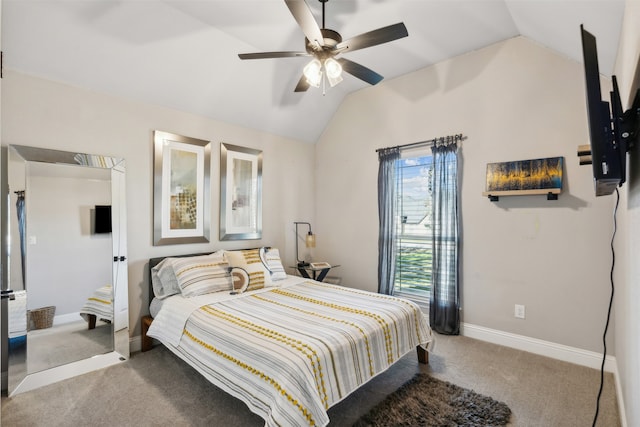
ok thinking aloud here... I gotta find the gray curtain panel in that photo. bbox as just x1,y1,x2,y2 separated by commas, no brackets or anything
377,147,400,295
429,141,460,335
16,192,26,283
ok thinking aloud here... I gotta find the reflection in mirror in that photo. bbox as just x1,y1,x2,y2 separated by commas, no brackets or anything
2,145,129,396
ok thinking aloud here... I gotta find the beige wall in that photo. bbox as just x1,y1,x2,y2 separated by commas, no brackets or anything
1,71,316,337
614,1,640,425
315,36,616,354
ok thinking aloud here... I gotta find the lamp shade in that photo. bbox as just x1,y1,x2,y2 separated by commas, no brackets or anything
294,221,315,266
305,232,316,248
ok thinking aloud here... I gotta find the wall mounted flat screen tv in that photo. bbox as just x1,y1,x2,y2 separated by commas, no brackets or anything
580,25,639,196
94,205,112,234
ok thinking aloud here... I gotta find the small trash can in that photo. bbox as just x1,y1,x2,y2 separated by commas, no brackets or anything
28,306,56,330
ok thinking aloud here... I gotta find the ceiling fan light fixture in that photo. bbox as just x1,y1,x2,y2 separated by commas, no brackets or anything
303,58,323,87
324,58,342,78
327,73,343,87
324,58,343,87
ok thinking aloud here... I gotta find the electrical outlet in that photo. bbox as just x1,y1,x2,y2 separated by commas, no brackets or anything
515,304,525,319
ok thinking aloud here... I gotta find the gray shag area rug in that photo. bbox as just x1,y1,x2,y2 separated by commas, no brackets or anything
353,373,512,427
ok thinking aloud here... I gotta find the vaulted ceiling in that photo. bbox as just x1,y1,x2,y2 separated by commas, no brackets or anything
2,0,626,143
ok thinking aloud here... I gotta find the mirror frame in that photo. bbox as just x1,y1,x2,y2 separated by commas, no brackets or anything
4,144,129,396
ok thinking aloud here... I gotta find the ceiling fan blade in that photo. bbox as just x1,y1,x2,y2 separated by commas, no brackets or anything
294,74,310,92
238,51,310,60
336,22,408,53
337,58,384,86
285,0,324,47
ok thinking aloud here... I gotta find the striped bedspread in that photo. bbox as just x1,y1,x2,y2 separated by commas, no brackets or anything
148,278,432,427
79,284,113,323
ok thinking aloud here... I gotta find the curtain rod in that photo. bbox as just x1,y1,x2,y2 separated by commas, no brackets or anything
375,133,465,153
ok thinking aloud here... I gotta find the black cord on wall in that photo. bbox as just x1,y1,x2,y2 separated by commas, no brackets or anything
592,187,619,427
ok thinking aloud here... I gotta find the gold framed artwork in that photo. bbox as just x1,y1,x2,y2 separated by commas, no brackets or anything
482,157,564,201
485,157,564,192
153,130,211,245
220,143,262,241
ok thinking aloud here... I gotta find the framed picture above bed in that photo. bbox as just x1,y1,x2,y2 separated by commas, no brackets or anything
153,130,211,245
220,143,262,240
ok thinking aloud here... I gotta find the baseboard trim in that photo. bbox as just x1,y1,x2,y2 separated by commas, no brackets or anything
53,311,81,326
461,322,616,372
613,367,628,427
129,335,142,354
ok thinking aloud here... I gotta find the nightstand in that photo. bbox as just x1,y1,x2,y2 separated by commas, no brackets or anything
291,264,340,282
141,315,153,352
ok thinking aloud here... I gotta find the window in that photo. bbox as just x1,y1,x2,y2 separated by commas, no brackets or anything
394,153,433,308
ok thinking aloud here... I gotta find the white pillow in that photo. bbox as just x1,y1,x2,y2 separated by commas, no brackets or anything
151,257,181,300
172,252,232,297
225,248,271,291
260,247,287,281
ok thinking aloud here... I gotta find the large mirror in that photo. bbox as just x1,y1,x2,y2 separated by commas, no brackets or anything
1,145,129,396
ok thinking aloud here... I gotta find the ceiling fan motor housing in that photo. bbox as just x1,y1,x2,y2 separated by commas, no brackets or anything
306,28,342,58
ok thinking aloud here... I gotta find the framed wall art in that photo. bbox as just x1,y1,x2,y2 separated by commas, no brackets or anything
220,143,262,240
153,130,211,245
482,156,564,201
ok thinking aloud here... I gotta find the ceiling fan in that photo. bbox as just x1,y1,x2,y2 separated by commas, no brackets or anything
238,0,408,92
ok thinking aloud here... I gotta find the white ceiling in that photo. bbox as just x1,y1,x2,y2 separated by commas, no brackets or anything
2,0,626,144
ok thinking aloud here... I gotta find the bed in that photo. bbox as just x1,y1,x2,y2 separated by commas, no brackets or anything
146,248,433,427
79,284,113,329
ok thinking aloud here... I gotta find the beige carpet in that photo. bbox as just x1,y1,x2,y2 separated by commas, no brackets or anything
1,334,620,426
